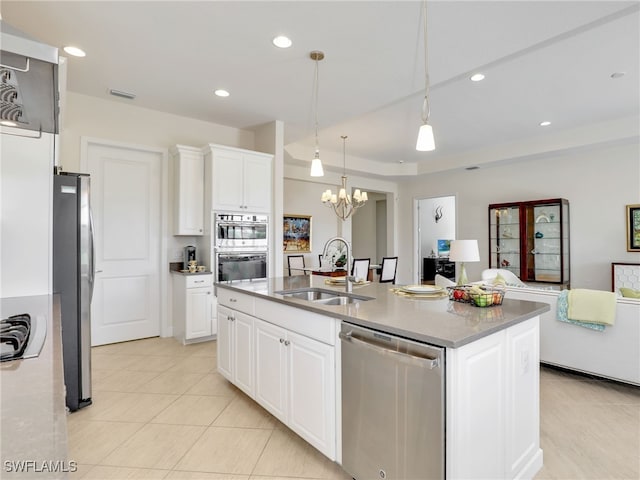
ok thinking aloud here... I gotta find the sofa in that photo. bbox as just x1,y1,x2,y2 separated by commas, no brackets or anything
504,286,640,386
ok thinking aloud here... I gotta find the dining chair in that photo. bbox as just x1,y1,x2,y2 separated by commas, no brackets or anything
351,258,371,281
287,255,306,276
379,256,398,284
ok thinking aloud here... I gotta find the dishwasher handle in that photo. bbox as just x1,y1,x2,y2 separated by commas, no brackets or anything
339,330,441,370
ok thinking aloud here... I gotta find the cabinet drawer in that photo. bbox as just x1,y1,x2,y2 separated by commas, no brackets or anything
217,287,255,315
186,274,213,289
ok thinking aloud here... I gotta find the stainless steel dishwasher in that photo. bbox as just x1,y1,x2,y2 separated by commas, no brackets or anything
340,322,445,480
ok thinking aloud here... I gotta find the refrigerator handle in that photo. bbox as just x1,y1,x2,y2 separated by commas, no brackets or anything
89,209,96,302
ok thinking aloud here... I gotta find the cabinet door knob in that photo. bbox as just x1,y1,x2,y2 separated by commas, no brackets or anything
284,340,290,346
279,338,284,343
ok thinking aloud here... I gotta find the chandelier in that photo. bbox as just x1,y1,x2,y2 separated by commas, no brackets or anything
321,136,368,220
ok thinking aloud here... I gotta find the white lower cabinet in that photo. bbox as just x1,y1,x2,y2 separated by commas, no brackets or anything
172,273,215,344
255,318,336,459
216,289,337,461
217,304,254,396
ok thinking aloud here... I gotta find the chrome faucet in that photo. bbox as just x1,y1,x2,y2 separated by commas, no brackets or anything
345,275,357,293
321,236,352,292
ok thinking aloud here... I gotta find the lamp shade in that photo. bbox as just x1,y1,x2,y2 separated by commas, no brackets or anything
310,157,324,177
416,123,435,151
449,240,480,262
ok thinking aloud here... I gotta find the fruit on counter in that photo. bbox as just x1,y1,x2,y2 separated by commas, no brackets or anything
474,295,493,307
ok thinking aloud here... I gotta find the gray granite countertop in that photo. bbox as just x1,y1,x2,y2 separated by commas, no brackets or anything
0,295,69,479
216,276,550,348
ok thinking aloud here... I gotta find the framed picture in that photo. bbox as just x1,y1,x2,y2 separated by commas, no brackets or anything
283,214,311,252
627,204,640,252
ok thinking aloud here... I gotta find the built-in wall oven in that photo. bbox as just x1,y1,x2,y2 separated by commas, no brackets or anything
214,213,268,282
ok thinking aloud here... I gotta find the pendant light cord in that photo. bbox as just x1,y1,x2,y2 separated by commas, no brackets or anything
314,58,320,153
421,0,430,124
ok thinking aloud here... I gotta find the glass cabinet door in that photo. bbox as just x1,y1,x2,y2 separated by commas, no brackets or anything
489,205,521,278
527,202,562,283
489,198,569,286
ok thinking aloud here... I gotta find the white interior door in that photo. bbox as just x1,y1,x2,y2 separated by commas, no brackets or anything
85,140,162,346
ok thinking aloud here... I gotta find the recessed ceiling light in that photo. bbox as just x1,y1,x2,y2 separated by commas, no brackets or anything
272,35,292,48
539,121,551,127
63,46,86,57
214,89,230,97
0,120,17,127
470,73,485,82
610,72,626,79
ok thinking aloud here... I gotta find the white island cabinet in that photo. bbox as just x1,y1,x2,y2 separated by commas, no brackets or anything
171,273,215,344
215,280,545,479
203,144,273,213
255,317,335,457
217,303,255,397
217,288,337,460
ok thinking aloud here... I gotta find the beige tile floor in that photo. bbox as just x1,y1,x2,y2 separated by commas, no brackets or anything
68,337,639,480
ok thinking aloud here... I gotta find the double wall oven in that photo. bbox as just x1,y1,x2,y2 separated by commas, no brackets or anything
214,213,268,282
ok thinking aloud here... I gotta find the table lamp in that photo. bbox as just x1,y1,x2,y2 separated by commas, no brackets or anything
449,240,480,285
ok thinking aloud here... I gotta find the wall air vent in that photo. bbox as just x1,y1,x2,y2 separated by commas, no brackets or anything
109,89,136,100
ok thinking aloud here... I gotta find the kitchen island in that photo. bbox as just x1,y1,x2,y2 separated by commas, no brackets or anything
216,276,550,480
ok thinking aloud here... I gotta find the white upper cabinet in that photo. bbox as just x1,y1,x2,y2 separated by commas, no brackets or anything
171,145,204,235
204,144,273,213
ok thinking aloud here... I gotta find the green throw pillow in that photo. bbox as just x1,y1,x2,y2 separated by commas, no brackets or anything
620,287,640,299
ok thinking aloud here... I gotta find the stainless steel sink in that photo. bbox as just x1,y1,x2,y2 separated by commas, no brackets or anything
275,288,374,305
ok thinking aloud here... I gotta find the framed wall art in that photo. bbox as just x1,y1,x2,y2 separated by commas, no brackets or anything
627,204,640,252
283,214,311,253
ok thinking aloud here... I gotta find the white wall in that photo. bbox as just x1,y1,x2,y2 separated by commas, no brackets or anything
419,195,456,257
283,178,339,272
397,142,640,289
283,162,400,272
1,131,54,297
352,192,386,263
61,92,256,264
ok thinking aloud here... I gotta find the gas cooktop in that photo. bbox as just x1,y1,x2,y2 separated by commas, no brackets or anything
0,312,46,362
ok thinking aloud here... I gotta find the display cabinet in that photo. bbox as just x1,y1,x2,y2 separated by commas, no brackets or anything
489,198,569,286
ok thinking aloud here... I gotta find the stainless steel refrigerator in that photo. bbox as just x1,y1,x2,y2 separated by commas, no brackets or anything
53,172,93,412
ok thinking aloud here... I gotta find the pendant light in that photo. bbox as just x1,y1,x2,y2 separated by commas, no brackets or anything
321,136,368,220
310,51,325,177
416,0,436,152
